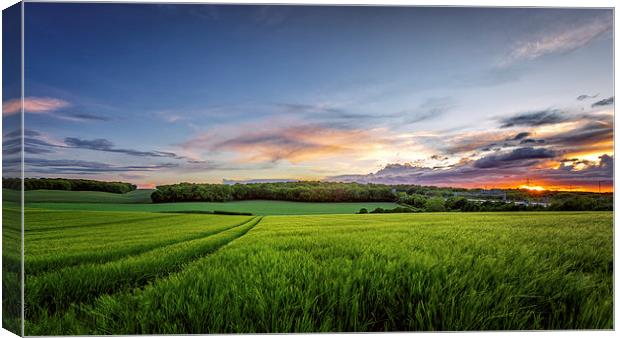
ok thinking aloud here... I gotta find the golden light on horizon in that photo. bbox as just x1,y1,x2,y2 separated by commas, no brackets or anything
519,184,546,191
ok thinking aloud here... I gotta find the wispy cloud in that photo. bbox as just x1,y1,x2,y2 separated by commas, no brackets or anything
25,158,178,174
501,14,612,66
3,97,70,116
577,93,598,101
214,125,380,163
439,130,509,155
180,120,391,164
64,137,186,160
276,103,345,115
2,96,110,122
400,97,456,125
59,112,110,122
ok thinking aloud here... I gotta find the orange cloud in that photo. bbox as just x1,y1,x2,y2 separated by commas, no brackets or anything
3,97,70,116
182,122,391,165
221,125,387,163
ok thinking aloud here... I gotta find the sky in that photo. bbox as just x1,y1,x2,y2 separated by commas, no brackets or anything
2,4,614,191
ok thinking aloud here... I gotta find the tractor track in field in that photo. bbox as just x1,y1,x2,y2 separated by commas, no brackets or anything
25,214,181,233
27,216,258,275
26,216,263,321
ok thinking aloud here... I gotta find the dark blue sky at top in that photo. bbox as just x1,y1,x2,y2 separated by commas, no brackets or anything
9,3,614,188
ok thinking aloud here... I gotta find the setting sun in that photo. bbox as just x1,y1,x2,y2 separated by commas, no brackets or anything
519,185,546,191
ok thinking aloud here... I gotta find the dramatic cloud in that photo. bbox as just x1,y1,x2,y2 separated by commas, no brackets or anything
500,109,567,128
328,154,612,191
3,97,70,116
473,147,556,169
591,96,614,107
546,120,613,149
502,14,612,65
577,93,598,101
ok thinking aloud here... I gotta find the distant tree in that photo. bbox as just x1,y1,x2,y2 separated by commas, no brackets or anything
445,197,468,211
425,197,446,212
3,178,136,194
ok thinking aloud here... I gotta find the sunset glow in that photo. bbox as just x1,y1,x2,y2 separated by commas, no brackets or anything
519,185,546,192
3,4,610,193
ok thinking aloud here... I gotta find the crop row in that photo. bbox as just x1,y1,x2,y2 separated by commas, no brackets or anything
25,216,262,321
25,211,251,274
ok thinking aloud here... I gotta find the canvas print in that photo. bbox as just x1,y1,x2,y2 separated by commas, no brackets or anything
1,2,614,335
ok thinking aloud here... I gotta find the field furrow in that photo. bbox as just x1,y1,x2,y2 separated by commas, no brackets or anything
25,216,262,322
25,211,252,274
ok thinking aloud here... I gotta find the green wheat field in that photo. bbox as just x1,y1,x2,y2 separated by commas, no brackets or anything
3,190,614,334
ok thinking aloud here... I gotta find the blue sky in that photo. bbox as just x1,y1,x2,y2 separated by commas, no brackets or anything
4,4,613,190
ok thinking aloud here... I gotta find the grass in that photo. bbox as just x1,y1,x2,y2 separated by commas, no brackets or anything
26,199,400,215
2,202,22,335
26,217,262,317
24,209,252,275
22,210,612,334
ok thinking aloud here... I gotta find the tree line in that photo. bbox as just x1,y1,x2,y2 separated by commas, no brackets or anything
384,193,612,213
151,182,396,203
2,178,137,194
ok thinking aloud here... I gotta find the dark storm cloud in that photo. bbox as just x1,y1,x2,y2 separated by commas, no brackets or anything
473,147,556,169
500,109,567,128
591,96,614,107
